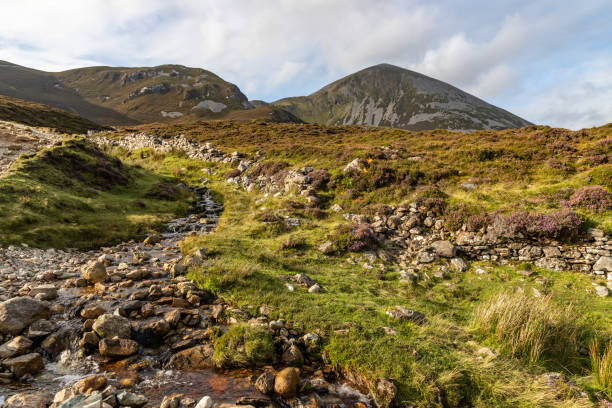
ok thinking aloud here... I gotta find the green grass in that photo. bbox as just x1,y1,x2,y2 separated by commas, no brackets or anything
0,138,193,248
590,339,612,398
211,323,274,368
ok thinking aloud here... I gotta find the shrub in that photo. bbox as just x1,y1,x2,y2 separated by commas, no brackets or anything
590,338,612,398
211,323,274,368
491,209,583,241
413,186,448,215
444,203,491,232
328,223,378,253
307,169,331,190
473,291,583,366
568,186,612,212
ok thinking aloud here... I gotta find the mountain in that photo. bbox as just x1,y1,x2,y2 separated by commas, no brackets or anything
272,63,531,131
0,61,254,125
0,94,109,133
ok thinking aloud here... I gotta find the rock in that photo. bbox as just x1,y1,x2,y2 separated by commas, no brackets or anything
0,336,33,358
293,273,315,287
373,378,397,408
282,344,304,365
29,284,58,300
171,263,188,277
4,352,44,377
450,257,469,272
56,392,103,408
41,327,75,357
416,251,435,263
308,283,321,293
80,305,106,320
143,233,162,245
343,158,363,173
385,306,426,325
431,240,456,258
135,318,171,347
319,241,334,255
92,314,131,339
79,331,100,350
331,204,343,213
595,286,609,298
255,372,276,395
53,388,75,405
0,296,51,335
166,344,214,370
4,392,47,408
274,367,300,398
116,391,148,407
73,374,108,393
164,309,182,326
81,261,107,283
99,338,139,358
195,396,213,408
593,256,612,273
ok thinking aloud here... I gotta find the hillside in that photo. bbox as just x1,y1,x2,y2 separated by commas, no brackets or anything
273,64,532,131
0,61,256,125
0,94,108,134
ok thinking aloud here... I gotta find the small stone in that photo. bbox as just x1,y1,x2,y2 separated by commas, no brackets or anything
450,257,469,272
116,391,148,407
385,306,426,324
308,283,321,293
99,338,139,358
5,392,47,408
81,261,107,283
4,352,44,377
29,284,58,300
431,240,456,258
595,286,609,298
73,374,108,394
80,305,106,320
319,240,334,255
195,396,213,408
0,335,33,358
282,344,304,365
92,314,131,339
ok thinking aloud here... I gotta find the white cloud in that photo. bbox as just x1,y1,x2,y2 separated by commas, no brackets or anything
0,0,610,128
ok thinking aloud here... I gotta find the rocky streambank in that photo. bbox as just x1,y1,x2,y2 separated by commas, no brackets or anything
0,186,370,408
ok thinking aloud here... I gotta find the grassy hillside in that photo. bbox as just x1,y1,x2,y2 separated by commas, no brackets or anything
106,127,612,406
0,94,108,134
273,64,531,131
0,137,193,248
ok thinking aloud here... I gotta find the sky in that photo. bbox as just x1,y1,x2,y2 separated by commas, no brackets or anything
0,0,611,129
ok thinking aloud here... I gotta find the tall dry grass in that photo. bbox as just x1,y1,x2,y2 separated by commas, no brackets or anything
473,290,583,366
589,338,612,398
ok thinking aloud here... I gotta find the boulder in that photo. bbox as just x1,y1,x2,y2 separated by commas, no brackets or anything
92,314,131,339
593,256,612,273
4,352,44,377
274,367,300,398
166,344,214,370
373,378,397,408
319,241,334,255
29,284,58,300
4,393,48,408
81,261,107,283
343,158,363,173
116,391,148,407
0,297,51,335
431,240,456,258
385,306,426,325
450,257,469,272
99,338,139,358
0,336,33,358
255,372,276,395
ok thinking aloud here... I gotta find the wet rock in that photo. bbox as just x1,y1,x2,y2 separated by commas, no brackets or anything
274,367,300,397
166,344,214,370
99,338,139,358
195,396,213,408
282,344,304,365
385,306,426,325
0,296,51,335
56,392,103,408
4,352,44,377
0,336,33,358
92,314,131,339
41,327,75,357
164,309,182,326
116,390,148,407
4,392,47,408
80,305,106,320
29,284,58,300
79,331,100,350
255,372,276,395
81,261,107,283
135,318,170,347
431,240,456,258
73,374,108,393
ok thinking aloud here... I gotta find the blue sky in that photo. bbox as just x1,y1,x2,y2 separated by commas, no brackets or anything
0,0,611,129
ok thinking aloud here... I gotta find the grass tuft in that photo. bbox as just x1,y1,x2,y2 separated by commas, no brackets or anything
211,323,274,368
589,338,612,398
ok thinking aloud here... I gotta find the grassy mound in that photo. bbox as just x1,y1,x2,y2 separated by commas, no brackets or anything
211,323,274,368
0,94,108,134
0,138,192,248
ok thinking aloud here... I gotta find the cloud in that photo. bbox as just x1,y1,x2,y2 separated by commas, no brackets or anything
0,0,610,128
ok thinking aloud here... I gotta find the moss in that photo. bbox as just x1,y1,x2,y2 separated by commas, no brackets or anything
211,323,274,368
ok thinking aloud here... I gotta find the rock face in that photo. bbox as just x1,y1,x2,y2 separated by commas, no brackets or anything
273,64,531,131
274,367,300,398
0,297,51,335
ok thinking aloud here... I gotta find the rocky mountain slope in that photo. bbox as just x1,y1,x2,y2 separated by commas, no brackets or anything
273,63,532,131
0,61,255,125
